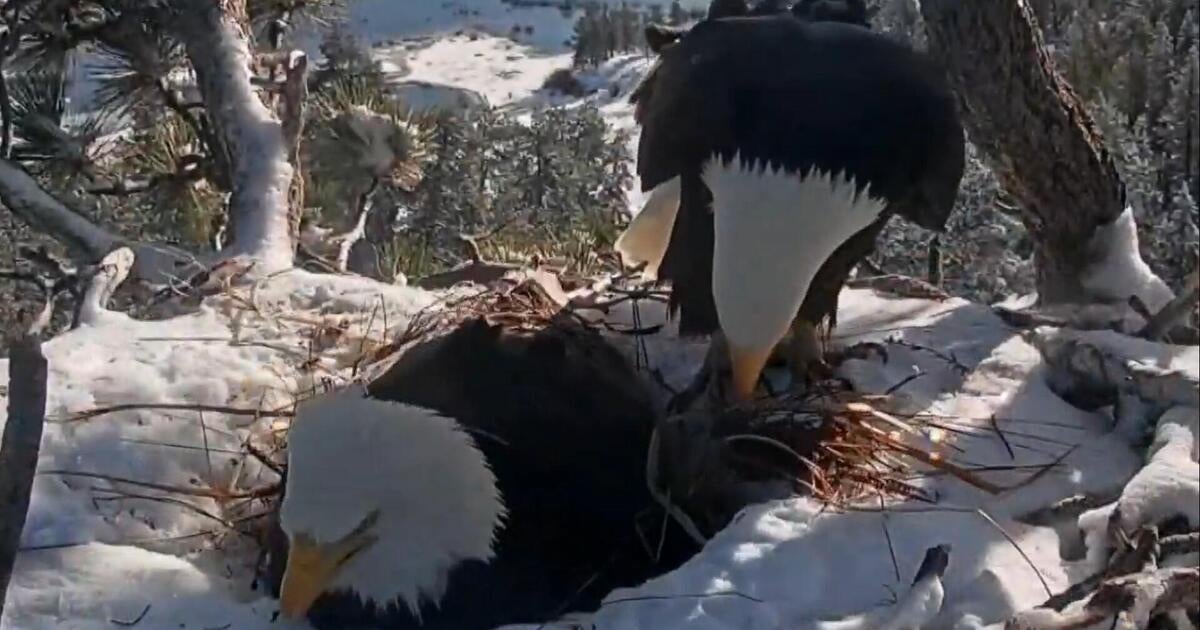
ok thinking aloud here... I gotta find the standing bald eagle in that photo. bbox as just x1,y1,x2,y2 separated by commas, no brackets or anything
616,0,964,404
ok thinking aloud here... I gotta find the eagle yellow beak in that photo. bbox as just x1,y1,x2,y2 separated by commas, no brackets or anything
279,539,341,619
728,343,773,402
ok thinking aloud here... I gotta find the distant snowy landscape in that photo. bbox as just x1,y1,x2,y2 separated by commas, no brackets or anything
1,0,1197,629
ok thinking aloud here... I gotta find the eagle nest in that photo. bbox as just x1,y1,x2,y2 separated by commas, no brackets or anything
345,268,1029,542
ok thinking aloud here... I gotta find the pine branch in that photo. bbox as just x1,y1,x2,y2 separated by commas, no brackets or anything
0,158,121,258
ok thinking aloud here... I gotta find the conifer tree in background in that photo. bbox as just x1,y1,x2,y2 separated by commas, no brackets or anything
868,0,1197,307
570,2,649,67
0,0,636,338
668,1,687,26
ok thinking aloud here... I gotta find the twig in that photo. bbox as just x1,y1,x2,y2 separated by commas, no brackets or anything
92,490,241,533
118,437,244,456
885,338,971,374
110,603,151,627
244,441,285,477
989,414,1016,460
0,335,48,619
1138,268,1199,341
59,402,292,424
878,493,901,583
19,512,270,553
600,590,765,608
973,507,1053,599
645,427,708,545
39,470,279,500
199,410,214,487
1160,531,1200,558
884,370,928,395
839,503,1054,599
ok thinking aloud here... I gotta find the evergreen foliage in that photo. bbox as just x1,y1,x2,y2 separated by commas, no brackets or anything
571,2,651,66
869,0,1198,301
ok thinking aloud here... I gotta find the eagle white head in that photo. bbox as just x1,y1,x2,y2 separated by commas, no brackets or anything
278,385,505,619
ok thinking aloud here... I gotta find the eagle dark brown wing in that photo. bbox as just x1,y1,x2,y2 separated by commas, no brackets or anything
629,15,965,335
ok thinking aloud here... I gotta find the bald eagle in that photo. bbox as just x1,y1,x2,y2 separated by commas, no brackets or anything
272,319,698,629
616,0,964,404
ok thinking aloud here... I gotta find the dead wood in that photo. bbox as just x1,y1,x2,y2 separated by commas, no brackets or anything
414,259,526,289
1008,567,1198,629
1035,331,1200,410
1139,270,1200,343
846,273,953,301
0,335,49,618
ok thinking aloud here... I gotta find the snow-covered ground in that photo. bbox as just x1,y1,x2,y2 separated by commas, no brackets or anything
4,272,1195,629
2,272,438,629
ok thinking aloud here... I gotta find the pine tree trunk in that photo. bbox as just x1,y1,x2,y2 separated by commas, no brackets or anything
170,0,297,273
920,0,1169,307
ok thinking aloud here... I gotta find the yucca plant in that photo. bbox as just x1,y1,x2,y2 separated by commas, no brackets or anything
116,114,222,246
8,67,115,181
248,0,346,48
87,19,186,119
307,75,434,220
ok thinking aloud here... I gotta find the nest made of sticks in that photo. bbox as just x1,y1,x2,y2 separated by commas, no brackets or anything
350,271,1064,543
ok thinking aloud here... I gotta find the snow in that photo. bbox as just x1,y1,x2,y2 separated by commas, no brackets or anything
176,8,297,275
381,34,572,109
3,269,1195,629
1,270,438,629
576,289,1167,629
1080,207,1176,312
6,543,304,630
7,2,1197,628
346,0,579,52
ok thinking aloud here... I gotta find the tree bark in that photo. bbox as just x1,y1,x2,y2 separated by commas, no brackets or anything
0,159,122,258
0,335,48,618
919,0,1170,307
0,159,194,284
169,0,296,273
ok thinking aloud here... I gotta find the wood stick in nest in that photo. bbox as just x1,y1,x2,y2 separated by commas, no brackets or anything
354,270,587,379
652,385,1063,536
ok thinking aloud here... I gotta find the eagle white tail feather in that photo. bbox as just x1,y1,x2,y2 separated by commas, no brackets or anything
704,155,886,353
614,176,681,280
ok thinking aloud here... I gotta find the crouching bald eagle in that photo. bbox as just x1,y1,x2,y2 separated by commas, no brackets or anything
271,318,698,629
617,0,965,404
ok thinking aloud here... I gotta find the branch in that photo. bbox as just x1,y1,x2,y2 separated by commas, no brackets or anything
280,50,308,239
0,158,121,258
0,48,11,159
170,0,296,272
1009,567,1198,629
76,247,134,326
1035,330,1200,410
335,183,377,273
0,159,197,285
0,335,48,619
1138,269,1200,342
919,1,1166,306
85,158,207,197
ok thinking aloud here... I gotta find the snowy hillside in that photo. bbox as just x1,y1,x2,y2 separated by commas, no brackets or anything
6,1,1197,629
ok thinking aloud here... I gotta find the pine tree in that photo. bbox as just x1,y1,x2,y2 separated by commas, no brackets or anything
668,1,687,25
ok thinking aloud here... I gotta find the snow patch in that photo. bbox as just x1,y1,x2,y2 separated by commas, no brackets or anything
1081,207,1175,312
0,270,439,628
